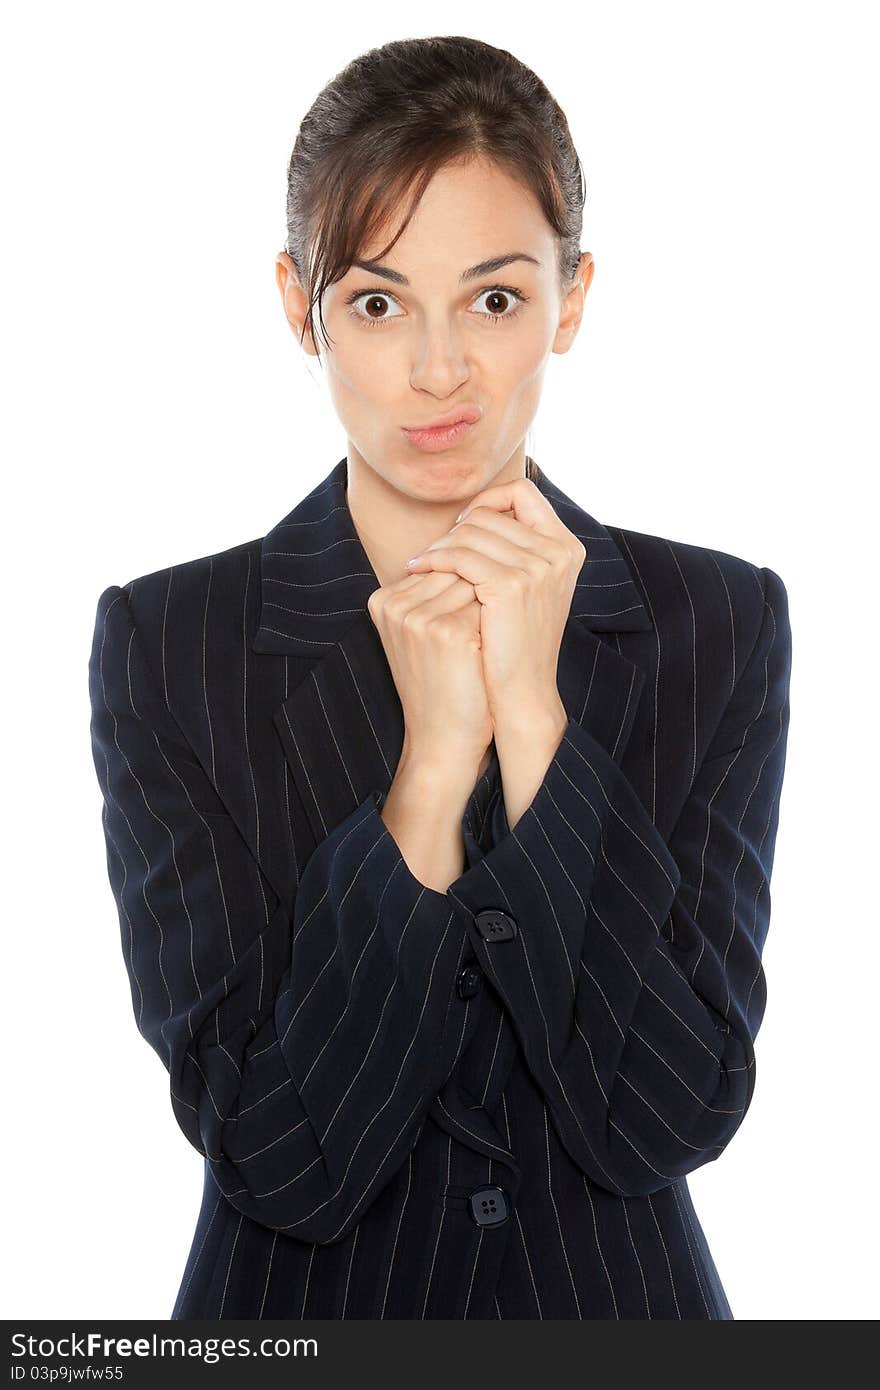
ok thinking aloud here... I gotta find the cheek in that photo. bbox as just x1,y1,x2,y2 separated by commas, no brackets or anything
501,344,550,406
490,322,551,392
326,339,398,402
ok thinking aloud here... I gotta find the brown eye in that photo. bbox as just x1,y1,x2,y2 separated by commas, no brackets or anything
471,285,529,323
364,295,391,319
485,291,511,314
345,290,405,328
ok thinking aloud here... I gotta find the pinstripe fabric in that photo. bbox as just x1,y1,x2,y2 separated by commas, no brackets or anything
88,456,791,1319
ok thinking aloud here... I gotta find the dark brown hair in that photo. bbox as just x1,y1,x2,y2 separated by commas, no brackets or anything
284,35,587,484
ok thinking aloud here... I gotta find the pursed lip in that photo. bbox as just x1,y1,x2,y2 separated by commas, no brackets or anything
402,404,482,431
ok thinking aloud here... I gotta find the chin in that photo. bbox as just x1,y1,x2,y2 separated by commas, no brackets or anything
396,456,483,496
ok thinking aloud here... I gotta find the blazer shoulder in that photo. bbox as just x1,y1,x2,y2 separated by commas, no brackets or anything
608,522,786,657
95,534,262,637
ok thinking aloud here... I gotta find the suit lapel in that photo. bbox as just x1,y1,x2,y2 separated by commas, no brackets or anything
271,610,402,842
253,457,653,848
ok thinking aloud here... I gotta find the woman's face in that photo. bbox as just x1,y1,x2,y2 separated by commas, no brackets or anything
278,155,593,502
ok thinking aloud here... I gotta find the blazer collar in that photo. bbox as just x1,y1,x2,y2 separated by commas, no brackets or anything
252,455,652,654
253,456,652,867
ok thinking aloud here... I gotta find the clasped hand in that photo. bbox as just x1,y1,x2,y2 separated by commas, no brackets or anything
370,474,586,751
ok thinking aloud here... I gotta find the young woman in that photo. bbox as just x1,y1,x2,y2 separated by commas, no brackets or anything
88,35,792,1320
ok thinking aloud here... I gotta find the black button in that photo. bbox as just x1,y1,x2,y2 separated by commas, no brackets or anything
474,909,518,942
468,1185,511,1227
456,964,483,999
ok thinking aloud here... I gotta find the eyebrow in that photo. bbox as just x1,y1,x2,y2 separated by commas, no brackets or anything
347,251,541,286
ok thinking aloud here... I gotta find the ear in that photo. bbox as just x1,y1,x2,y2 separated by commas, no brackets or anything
553,251,594,355
276,250,321,358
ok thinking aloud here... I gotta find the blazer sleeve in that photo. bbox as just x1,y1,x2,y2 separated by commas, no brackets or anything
88,583,477,1245
445,565,792,1197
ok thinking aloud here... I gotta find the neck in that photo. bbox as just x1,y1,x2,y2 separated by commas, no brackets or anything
344,443,530,589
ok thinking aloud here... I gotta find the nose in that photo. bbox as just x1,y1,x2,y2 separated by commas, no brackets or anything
408,317,470,397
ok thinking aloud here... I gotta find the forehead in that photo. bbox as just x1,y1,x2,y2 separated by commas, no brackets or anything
352,158,555,275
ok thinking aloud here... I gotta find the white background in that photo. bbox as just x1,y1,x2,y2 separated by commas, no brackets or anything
3,0,877,1321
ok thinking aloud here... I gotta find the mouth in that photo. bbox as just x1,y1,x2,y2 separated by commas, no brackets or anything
401,404,482,454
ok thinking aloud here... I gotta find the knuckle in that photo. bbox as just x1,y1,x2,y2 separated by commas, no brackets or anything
432,613,458,640
399,605,422,633
509,569,527,594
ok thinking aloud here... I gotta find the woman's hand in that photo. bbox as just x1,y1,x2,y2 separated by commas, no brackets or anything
403,476,586,736
367,570,493,772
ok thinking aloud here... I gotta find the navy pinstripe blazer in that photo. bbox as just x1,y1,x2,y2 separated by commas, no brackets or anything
88,456,792,1320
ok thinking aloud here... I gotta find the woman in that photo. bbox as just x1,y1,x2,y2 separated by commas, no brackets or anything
88,36,792,1319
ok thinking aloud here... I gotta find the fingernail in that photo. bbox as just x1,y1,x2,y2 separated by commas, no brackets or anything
404,555,422,567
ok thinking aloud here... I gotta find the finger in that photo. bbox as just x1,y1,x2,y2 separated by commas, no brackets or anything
411,521,553,577
445,509,567,564
379,570,446,595
455,474,564,542
369,570,459,621
385,571,476,619
407,575,478,620
372,570,456,604
407,586,482,629
404,543,528,589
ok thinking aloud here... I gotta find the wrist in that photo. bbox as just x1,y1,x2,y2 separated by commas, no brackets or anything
492,694,569,751
396,740,484,794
